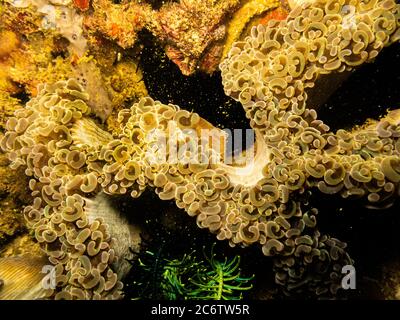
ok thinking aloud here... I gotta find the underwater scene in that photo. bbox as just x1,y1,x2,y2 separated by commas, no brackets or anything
0,0,400,302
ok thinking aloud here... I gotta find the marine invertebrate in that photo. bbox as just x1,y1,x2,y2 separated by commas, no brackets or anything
84,0,151,49
73,58,113,122
0,30,20,59
73,0,89,11
1,0,400,299
220,0,400,207
1,0,289,76
221,0,287,60
0,79,139,299
186,245,254,300
104,59,148,135
130,243,253,300
6,0,88,56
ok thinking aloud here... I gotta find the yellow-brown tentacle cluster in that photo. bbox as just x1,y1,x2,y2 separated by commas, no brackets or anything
1,80,122,299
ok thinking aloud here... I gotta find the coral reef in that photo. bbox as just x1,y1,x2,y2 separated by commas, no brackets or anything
0,79,147,299
0,151,32,249
4,0,87,56
103,59,148,135
221,0,287,60
85,0,151,49
0,1,148,298
0,5,147,120
0,234,42,258
219,0,400,293
147,0,241,75
2,0,291,75
1,0,400,300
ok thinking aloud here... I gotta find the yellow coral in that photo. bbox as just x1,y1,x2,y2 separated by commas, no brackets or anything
0,30,19,58
1,0,400,299
222,0,282,59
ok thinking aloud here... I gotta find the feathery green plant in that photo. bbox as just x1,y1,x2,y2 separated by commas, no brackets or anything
185,244,254,300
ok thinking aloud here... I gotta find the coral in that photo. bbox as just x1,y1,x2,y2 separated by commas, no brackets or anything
221,0,285,60
0,2,43,35
104,59,148,135
0,0,289,76
0,22,73,97
130,243,253,300
1,10,147,124
148,0,289,74
0,234,42,258
72,57,113,122
1,0,400,299
84,192,142,280
0,94,22,131
220,0,400,206
6,0,88,56
147,0,241,75
1,79,124,299
0,30,20,58
84,0,151,49
0,201,24,246
219,0,400,294
13,55,72,97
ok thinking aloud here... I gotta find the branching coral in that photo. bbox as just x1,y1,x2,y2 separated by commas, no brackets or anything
1,0,400,299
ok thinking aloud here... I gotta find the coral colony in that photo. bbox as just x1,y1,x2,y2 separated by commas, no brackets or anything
0,0,399,299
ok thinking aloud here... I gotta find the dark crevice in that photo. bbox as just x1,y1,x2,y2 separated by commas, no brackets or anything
11,89,30,105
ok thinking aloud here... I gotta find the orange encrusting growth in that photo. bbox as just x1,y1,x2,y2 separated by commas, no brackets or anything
259,6,288,25
73,0,90,11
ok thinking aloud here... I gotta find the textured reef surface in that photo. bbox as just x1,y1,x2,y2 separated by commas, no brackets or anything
0,0,400,300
